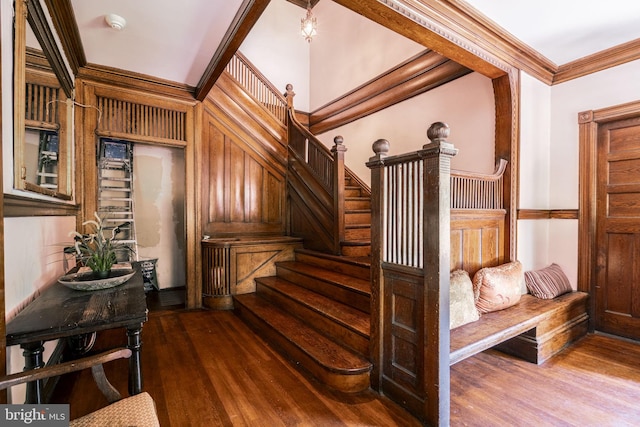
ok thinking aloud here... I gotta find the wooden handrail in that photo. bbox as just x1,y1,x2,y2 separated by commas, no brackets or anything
224,52,288,123
451,159,507,209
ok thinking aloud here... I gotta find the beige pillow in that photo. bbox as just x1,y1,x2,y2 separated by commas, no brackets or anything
450,270,480,329
473,261,523,314
525,263,573,299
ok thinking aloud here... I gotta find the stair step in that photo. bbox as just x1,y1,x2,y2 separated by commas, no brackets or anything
344,186,363,197
340,241,371,257
256,276,370,355
234,294,372,393
294,249,370,281
344,225,371,240
345,210,371,225
345,197,371,210
276,261,370,313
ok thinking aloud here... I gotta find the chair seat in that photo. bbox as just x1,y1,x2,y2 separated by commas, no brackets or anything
70,392,159,427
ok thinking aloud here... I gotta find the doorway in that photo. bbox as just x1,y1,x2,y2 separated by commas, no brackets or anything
579,101,640,341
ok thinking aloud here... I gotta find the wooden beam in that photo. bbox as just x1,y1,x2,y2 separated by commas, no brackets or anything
195,0,271,101
309,50,472,134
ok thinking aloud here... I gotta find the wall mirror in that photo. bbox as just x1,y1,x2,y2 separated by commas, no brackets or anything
14,0,74,200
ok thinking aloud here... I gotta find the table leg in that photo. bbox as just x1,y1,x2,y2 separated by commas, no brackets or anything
126,324,143,395
21,342,45,403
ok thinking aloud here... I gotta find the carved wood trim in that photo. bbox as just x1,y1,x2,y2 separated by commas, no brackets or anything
196,0,271,101
554,39,640,85
77,64,196,101
334,0,508,79
309,50,471,134
3,194,78,217
517,209,579,220
43,0,85,76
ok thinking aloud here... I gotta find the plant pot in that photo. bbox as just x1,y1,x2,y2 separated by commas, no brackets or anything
93,269,111,279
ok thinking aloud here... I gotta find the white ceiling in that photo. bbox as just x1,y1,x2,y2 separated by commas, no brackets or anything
464,0,640,65
69,0,245,86
55,0,640,87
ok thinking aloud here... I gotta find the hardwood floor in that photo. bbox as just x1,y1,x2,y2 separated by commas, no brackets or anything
51,290,640,426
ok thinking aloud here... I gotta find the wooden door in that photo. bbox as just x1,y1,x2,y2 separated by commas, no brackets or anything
596,116,640,339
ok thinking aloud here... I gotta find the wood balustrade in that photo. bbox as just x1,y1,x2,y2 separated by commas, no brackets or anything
451,159,507,209
367,122,507,425
224,52,288,123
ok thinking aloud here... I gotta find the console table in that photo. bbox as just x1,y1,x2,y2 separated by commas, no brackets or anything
6,268,148,403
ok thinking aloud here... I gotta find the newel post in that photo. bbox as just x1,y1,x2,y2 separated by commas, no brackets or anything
421,122,457,426
284,83,295,109
332,136,347,255
366,138,390,391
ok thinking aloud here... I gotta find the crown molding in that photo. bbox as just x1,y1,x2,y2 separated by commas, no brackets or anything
78,63,196,101
554,38,640,84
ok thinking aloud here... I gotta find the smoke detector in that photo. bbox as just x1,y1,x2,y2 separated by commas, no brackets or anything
105,14,126,31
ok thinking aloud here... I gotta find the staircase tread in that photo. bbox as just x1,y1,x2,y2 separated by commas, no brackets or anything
341,240,371,246
295,249,371,268
256,276,369,337
277,261,370,295
345,224,371,229
234,294,372,374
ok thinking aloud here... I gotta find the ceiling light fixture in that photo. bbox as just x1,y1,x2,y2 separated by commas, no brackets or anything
300,1,317,43
105,13,126,31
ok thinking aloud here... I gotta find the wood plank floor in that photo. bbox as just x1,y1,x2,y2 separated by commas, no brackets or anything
51,292,640,426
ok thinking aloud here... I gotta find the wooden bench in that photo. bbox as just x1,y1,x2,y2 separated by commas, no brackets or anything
450,291,589,365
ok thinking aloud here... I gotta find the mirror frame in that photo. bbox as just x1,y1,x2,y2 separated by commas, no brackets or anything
14,0,74,200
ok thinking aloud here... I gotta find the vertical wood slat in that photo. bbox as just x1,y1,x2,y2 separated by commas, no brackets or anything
450,159,507,209
201,244,231,297
96,96,187,142
224,52,288,123
24,82,60,126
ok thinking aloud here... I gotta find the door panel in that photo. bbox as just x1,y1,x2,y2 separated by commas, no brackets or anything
596,117,640,339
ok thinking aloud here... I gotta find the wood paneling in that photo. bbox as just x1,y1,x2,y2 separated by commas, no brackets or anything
450,209,506,277
201,74,288,237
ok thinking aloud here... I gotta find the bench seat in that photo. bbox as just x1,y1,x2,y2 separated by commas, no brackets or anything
450,291,589,365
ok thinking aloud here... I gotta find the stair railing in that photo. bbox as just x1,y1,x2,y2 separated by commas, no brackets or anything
367,122,457,426
285,87,346,254
224,52,288,124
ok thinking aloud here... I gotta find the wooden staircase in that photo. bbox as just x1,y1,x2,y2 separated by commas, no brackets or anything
341,175,372,257
234,249,373,393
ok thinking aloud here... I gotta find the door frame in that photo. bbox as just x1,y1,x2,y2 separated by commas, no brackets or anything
578,100,640,331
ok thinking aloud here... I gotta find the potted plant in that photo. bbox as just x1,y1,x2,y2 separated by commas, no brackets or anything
69,213,130,278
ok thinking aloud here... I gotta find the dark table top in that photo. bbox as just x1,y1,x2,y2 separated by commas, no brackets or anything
6,268,148,346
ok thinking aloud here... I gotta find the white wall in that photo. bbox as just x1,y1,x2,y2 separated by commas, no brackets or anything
240,0,312,111
517,59,640,287
316,72,496,184
310,0,424,111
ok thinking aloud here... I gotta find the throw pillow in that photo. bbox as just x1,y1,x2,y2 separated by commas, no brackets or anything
524,263,573,299
473,261,523,314
450,270,480,329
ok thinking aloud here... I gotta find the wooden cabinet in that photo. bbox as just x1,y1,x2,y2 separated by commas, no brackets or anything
201,237,302,309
